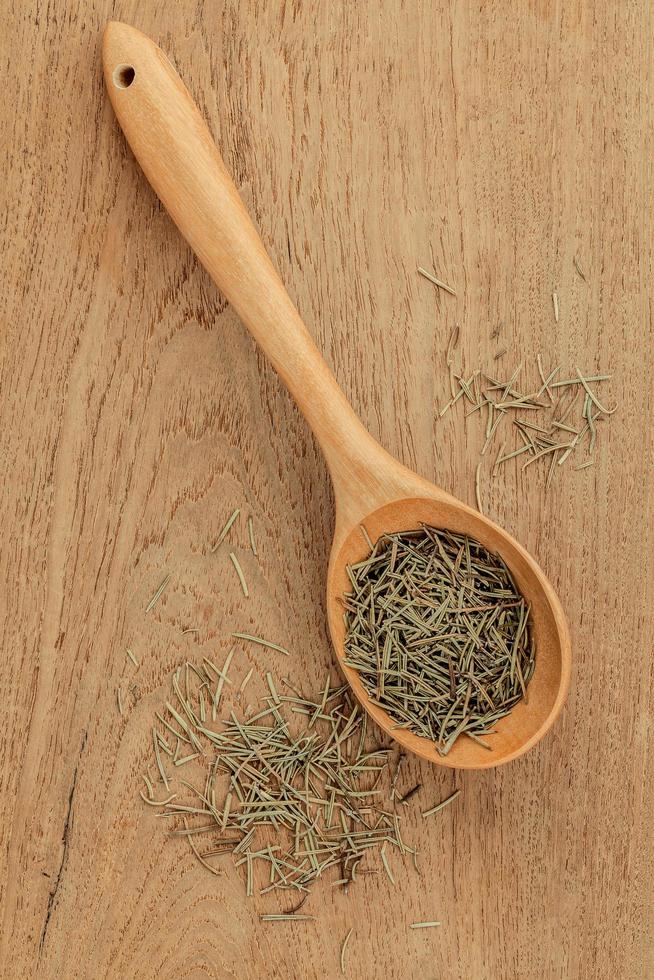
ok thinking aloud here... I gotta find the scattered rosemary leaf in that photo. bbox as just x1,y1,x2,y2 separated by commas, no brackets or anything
175,753,201,767
552,291,560,323
417,266,456,296
229,552,249,597
422,789,461,818
550,374,610,388
340,928,354,974
140,790,177,806
221,791,232,829
211,508,240,553
575,460,595,470
146,574,171,613
182,628,200,635
247,516,258,556
208,647,235,719
184,817,222,876
238,667,254,696
260,914,315,922
380,843,395,885
410,921,441,929
545,455,557,491
390,751,405,800
497,444,532,464
493,441,506,476
126,648,139,668
522,442,573,469
117,688,123,715
475,461,483,513
266,672,280,705
232,632,289,656
168,824,219,838
494,347,507,360
574,368,617,415
153,727,170,790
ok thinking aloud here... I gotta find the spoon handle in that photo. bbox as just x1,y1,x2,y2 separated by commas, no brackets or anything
102,22,405,514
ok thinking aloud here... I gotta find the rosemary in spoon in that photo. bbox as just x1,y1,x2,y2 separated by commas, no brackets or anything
342,525,534,755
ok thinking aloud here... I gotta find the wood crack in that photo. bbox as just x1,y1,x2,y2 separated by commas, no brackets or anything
38,731,87,957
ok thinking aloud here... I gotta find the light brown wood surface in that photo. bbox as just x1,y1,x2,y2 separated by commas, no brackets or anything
1,2,652,978
101,21,569,772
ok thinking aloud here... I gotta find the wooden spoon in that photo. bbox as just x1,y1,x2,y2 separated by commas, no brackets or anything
103,22,570,769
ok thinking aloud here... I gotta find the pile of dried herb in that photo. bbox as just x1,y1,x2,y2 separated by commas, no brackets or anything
141,660,459,911
440,355,615,498
342,525,534,755
418,264,616,503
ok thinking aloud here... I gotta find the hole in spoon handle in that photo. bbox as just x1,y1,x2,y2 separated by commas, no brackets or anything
112,64,135,88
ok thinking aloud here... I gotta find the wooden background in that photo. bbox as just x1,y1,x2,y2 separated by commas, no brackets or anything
1,2,652,978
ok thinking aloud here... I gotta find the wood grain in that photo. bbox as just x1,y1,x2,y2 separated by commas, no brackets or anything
1,2,652,978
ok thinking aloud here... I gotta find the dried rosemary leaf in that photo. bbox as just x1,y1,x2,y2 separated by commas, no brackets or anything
260,914,315,922
211,508,240,553
146,574,171,613
417,266,456,295
247,516,258,556
229,552,249,597
341,928,354,973
232,632,289,656
422,789,461,817
475,461,483,514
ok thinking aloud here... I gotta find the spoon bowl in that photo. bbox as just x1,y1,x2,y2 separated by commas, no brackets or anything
327,493,570,769
103,22,571,769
